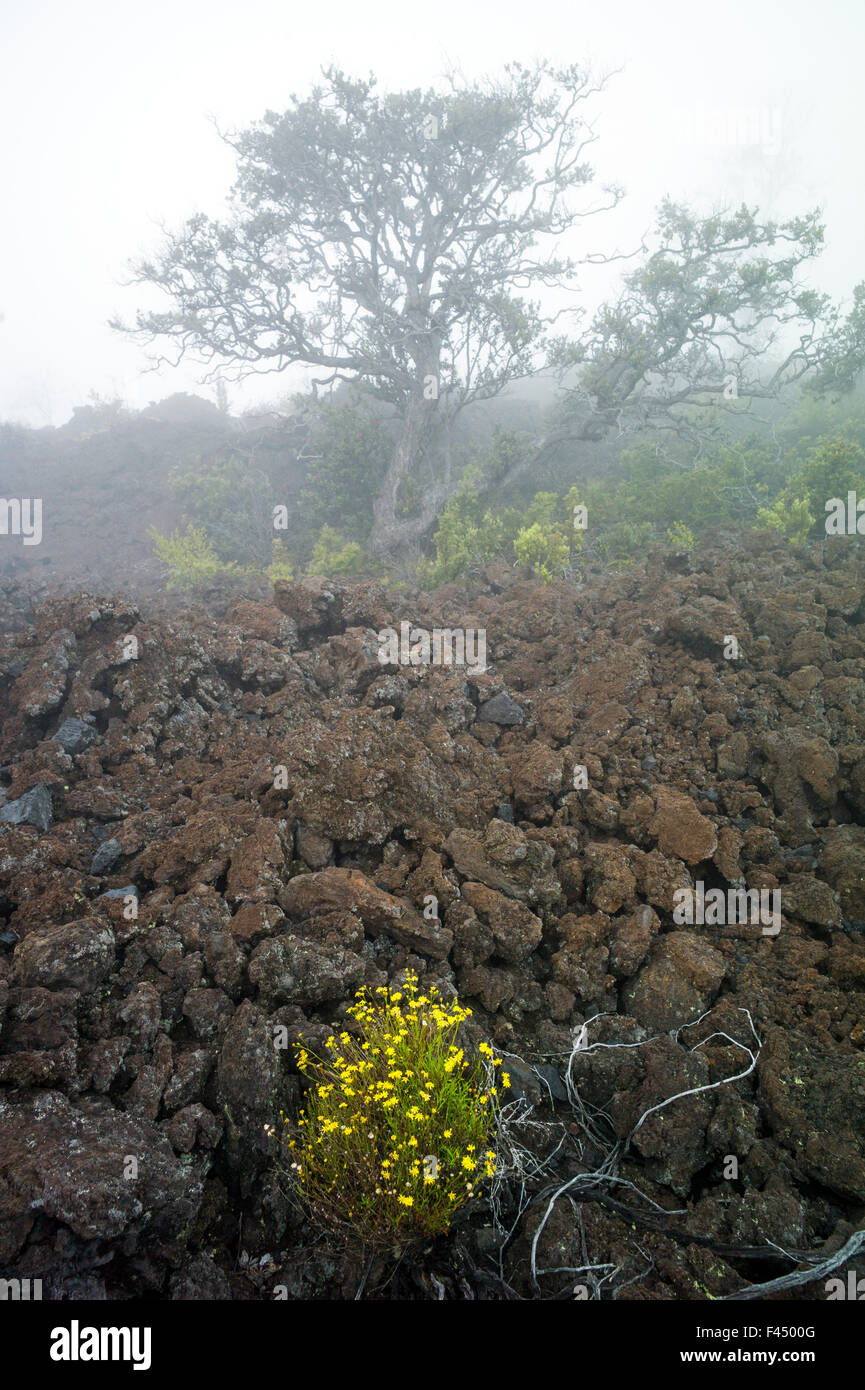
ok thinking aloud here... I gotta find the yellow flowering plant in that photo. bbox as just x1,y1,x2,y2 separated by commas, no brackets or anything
282,971,502,1250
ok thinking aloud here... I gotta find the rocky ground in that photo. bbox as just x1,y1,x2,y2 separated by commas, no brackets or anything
1,529,864,1300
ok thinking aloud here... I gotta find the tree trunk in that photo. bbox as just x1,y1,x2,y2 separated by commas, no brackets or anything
369,389,441,554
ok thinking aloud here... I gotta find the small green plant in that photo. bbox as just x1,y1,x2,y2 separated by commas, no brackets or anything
265,538,295,584
757,495,816,544
665,520,696,551
307,524,366,576
170,452,277,567
513,519,570,583
795,435,865,505
148,524,238,590
420,471,509,586
595,519,655,571
280,971,504,1251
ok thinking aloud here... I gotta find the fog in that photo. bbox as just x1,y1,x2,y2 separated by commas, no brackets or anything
3,0,865,1325
1,0,862,425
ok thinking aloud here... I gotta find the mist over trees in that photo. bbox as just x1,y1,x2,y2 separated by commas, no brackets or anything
4,17,865,1320
114,61,865,563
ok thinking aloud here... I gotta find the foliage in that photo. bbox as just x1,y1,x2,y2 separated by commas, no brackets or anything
777,377,865,457
617,442,737,530
793,435,865,507
307,524,367,576
298,399,392,539
806,281,865,397
118,62,623,550
148,524,238,590
171,452,276,567
757,495,815,545
265,538,295,583
419,472,510,586
557,201,857,441
594,519,655,571
564,474,621,529
522,490,560,527
665,520,696,551
117,50,865,556
282,972,503,1250
483,427,536,485
755,436,865,541
513,520,570,582
511,487,589,583
149,526,295,589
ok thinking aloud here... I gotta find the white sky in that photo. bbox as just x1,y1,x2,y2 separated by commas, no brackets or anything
0,0,862,425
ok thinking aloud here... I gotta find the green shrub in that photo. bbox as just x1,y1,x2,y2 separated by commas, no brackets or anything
280,971,503,1251
171,453,276,567
665,520,696,551
513,519,570,583
795,436,865,508
616,441,758,530
307,524,366,576
298,399,391,539
148,524,238,590
565,475,621,529
757,495,816,544
523,491,560,527
595,519,655,570
483,427,534,484
755,436,865,542
420,476,509,586
265,538,295,584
